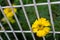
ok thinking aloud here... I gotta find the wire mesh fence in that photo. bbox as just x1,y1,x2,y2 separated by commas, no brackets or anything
0,0,60,40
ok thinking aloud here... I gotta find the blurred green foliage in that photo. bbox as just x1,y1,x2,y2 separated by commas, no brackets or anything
0,0,60,40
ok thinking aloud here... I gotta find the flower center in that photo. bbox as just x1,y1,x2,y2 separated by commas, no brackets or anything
38,25,44,30
8,9,12,12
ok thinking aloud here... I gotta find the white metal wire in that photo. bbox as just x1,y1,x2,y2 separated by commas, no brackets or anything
7,0,27,40
0,6,18,40
1,1,60,8
0,31,60,34
33,0,46,40
0,22,10,40
47,0,56,40
19,0,36,40
0,0,60,40
33,0,39,19
0,36,3,40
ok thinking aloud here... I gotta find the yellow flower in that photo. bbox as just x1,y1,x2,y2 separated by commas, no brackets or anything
32,18,50,37
2,4,17,23
3,8,17,18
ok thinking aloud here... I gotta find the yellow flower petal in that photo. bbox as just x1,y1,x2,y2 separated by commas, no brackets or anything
32,28,38,33
32,20,39,28
3,6,17,18
6,12,13,17
8,17,15,23
36,30,46,37
3,4,17,23
44,27,50,34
